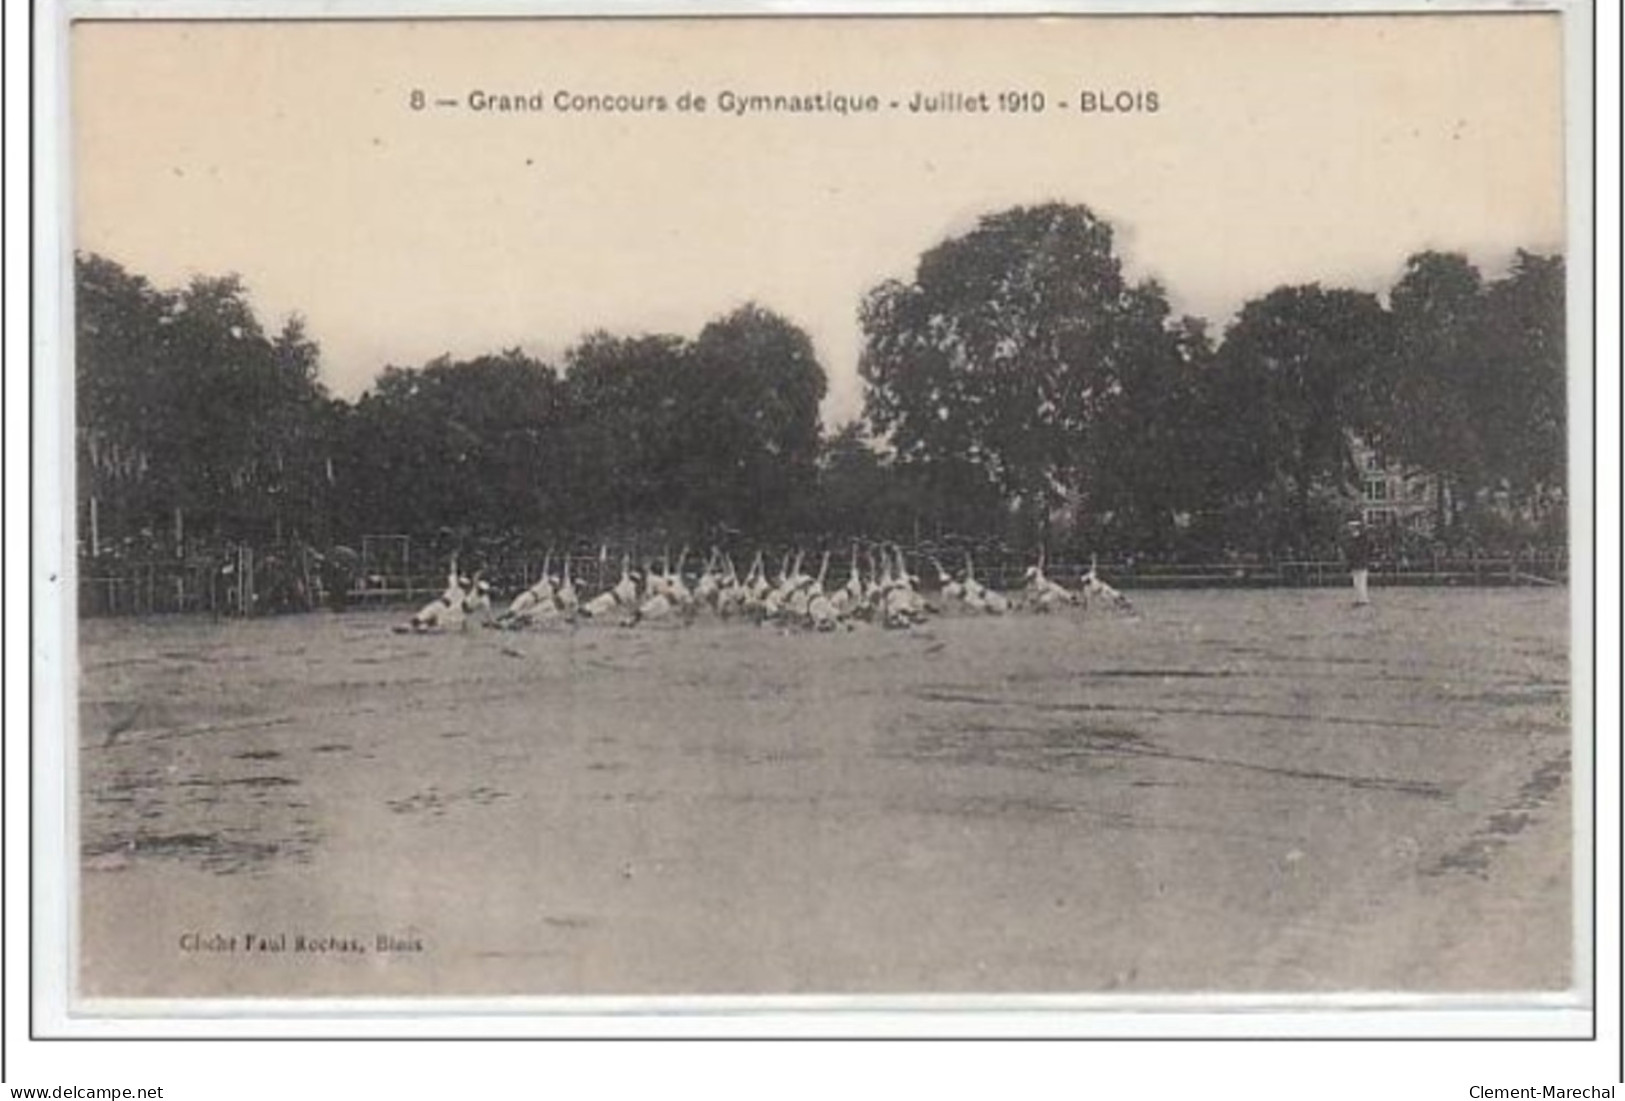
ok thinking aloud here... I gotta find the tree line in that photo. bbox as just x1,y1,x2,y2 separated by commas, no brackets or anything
75,202,1565,566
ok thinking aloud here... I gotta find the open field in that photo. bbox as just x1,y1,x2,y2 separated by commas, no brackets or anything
76,588,1572,999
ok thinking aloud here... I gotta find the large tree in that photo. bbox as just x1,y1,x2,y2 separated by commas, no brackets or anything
1369,251,1486,531
346,349,564,538
1476,251,1565,516
813,422,938,543
1212,284,1392,554
1085,295,1216,555
680,303,827,537
75,253,332,549
1367,249,1565,540
76,252,171,548
859,203,1177,543
561,331,689,535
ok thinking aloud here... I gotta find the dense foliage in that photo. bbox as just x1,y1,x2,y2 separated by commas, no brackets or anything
860,206,1564,558
75,209,1567,564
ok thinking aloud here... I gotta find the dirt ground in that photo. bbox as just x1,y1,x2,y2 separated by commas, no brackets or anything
74,587,1573,999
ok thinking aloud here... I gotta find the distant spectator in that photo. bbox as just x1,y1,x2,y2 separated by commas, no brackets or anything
1344,520,1373,607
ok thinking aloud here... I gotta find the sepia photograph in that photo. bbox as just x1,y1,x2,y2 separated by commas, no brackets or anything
57,9,1582,1018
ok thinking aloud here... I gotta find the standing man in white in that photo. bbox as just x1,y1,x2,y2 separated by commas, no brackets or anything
1345,520,1373,607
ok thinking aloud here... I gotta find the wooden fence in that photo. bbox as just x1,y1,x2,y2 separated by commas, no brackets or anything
79,544,317,617
78,544,1569,618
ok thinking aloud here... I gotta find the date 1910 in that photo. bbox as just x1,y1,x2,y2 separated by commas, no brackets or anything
908,88,1160,114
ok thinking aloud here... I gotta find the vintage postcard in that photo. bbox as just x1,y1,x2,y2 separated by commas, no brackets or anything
53,5,1586,1026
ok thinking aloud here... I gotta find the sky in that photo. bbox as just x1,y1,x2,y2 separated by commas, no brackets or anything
71,15,1566,425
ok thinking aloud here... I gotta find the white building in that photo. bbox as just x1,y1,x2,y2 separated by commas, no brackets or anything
1349,435,1439,533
